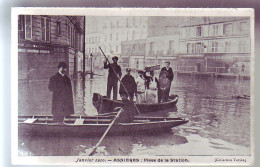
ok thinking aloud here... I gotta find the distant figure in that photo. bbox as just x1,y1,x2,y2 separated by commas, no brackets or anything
160,61,174,101
158,71,171,103
233,63,238,74
119,68,137,100
136,70,146,104
241,63,245,73
225,63,230,73
48,62,74,123
104,56,122,100
145,71,159,104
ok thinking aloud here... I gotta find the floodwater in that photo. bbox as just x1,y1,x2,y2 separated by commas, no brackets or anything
18,72,251,156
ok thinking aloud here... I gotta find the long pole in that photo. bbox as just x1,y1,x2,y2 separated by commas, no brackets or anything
99,46,141,114
88,109,123,156
83,16,86,76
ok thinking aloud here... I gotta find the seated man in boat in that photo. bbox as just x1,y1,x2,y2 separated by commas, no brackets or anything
48,62,74,124
117,99,135,123
144,71,159,104
135,70,146,104
119,68,137,101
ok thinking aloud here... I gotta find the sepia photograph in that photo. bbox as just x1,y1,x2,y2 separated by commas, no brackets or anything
11,8,254,165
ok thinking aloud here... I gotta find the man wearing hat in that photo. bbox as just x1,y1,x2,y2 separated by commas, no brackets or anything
119,68,137,100
48,62,74,123
104,56,122,100
159,61,174,101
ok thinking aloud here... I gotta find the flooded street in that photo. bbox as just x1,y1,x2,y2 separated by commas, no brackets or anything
18,72,251,156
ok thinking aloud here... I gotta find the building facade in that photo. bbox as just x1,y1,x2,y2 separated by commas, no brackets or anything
144,17,183,69
85,16,148,69
179,17,251,73
18,15,84,80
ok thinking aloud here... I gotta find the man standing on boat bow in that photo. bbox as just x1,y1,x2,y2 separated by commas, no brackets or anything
48,62,74,124
104,56,122,100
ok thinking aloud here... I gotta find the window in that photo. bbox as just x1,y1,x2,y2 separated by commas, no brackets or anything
25,15,32,39
195,43,202,53
18,15,25,39
196,27,202,37
41,17,50,42
57,21,61,36
169,40,174,50
240,21,247,33
224,41,231,52
150,42,154,52
192,43,195,53
117,20,119,28
132,31,135,40
116,45,118,53
187,43,191,54
238,40,247,52
110,34,112,41
126,18,129,27
211,41,218,52
116,33,118,41
213,25,218,36
223,23,232,35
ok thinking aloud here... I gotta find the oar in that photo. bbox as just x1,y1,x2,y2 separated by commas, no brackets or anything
99,46,141,114
88,108,123,156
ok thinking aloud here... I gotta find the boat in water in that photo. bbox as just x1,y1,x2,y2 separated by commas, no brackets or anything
18,112,188,136
92,93,179,114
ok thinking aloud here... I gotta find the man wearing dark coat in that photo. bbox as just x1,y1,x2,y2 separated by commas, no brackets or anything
119,68,137,100
48,62,74,123
159,62,174,102
104,56,122,100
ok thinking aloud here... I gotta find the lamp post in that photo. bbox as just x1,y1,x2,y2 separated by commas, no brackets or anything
90,53,93,79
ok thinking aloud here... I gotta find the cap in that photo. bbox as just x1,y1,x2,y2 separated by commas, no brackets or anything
58,62,67,68
126,68,131,72
112,56,118,61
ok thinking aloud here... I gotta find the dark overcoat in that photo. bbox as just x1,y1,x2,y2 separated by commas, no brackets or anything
48,73,74,115
119,74,137,94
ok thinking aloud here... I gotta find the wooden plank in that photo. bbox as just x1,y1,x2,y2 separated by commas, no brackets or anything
24,118,37,123
74,119,84,125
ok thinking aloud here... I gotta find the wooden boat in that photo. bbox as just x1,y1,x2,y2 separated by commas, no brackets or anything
92,93,179,114
18,113,188,136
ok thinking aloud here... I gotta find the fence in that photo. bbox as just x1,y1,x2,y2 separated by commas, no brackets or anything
175,66,250,74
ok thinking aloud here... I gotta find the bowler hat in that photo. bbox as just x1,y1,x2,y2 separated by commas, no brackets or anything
58,62,67,68
112,56,118,61
126,68,131,72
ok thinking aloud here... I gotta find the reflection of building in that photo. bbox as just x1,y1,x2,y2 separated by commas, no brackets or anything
179,17,251,73
18,15,84,80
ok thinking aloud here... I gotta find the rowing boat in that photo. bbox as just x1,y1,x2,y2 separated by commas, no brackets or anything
18,113,188,136
92,93,179,114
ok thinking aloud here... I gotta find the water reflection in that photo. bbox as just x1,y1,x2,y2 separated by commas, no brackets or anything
18,72,251,156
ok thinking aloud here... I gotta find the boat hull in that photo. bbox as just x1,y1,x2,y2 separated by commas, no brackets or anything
18,115,188,136
92,93,179,114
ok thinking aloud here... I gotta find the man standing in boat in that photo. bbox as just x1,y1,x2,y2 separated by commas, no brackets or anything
119,68,137,100
160,61,174,101
104,56,122,100
48,62,74,123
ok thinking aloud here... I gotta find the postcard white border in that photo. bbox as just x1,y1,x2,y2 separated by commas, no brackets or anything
11,8,255,166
